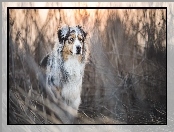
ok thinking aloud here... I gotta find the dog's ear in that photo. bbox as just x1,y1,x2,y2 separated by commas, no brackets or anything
83,31,88,39
57,26,70,44
77,25,88,39
57,28,64,44
82,29,88,39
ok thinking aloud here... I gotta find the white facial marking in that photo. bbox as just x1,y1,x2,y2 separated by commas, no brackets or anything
72,27,82,55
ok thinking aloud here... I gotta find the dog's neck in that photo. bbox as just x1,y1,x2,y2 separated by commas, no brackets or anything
63,55,85,80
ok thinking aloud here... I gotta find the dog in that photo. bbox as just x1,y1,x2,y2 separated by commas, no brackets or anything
40,25,88,116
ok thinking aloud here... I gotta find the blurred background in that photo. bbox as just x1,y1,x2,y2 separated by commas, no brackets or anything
8,6,166,124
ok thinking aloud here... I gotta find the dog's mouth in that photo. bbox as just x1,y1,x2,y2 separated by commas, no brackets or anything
76,51,81,55
70,50,82,55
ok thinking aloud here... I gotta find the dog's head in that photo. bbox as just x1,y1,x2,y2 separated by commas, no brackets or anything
57,25,88,62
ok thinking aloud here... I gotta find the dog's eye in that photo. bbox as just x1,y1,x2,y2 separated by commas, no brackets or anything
79,38,83,42
70,38,74,42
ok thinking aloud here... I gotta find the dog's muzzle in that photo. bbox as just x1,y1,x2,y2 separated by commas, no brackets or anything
76,46,81,54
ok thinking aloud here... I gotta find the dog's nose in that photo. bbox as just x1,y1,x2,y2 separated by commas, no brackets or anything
76,46,81,54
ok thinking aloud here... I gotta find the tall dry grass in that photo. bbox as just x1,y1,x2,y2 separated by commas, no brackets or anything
8,8,166,124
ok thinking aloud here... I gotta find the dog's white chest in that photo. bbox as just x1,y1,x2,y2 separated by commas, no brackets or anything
64,56,84,78
61,56,85,109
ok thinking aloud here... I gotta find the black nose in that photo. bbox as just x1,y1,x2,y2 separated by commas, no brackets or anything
76,46,81,54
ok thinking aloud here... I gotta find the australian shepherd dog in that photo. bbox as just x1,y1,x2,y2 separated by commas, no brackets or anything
40,25,88,117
